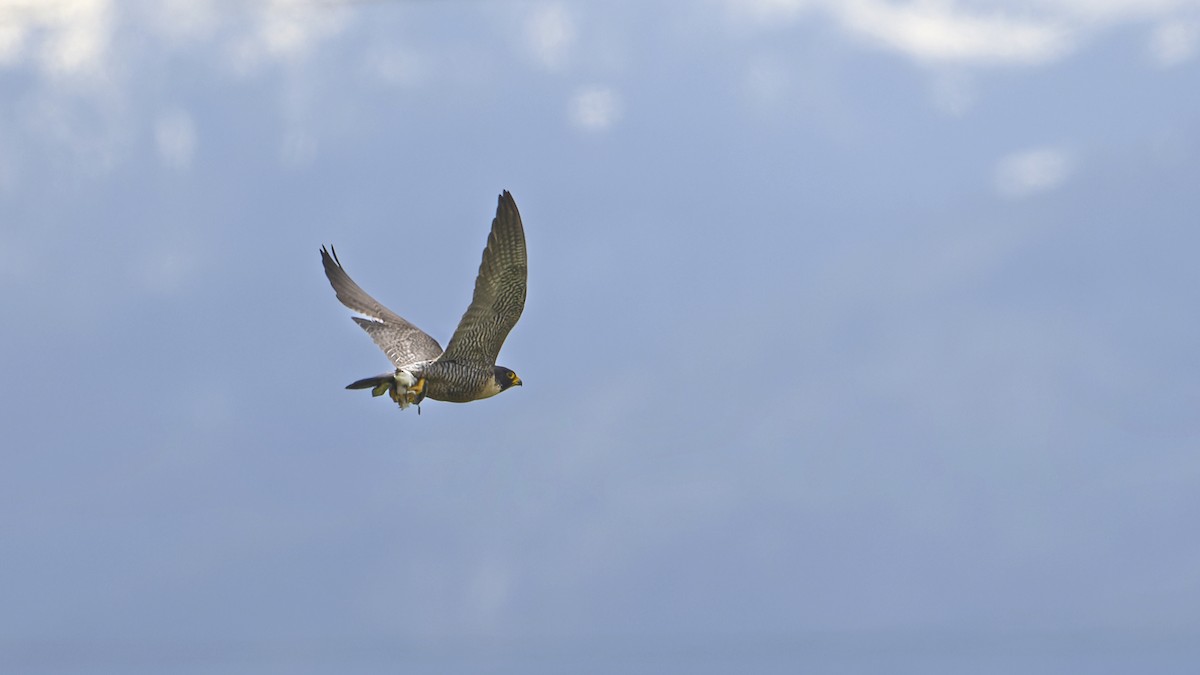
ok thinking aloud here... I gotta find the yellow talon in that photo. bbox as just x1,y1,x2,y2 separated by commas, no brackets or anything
409,377,427,405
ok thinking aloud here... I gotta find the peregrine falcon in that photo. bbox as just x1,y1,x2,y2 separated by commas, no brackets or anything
320,190,526,411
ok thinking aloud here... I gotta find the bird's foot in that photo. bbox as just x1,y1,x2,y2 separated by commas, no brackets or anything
388,384,411,410
408,377,427,405
387,371,427,411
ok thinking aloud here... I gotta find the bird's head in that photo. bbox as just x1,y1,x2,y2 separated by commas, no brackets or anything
494,365,523,392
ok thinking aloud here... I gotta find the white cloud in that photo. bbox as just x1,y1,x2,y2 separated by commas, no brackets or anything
258,3,320,59
0,19,25,66
837,0,1073,66
994,146,1074,199
154,110,197,170
569,85,622,132
0,0,114,78
224,0,349,75
40,0,113,77
1148,20,1199,66
525,3,576,71
723,0,1200,68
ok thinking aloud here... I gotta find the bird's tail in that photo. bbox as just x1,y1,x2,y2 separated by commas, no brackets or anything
345,371,427,411
346,373,396,398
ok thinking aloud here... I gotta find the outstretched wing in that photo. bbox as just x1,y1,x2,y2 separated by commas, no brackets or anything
320,246,443,367
439,191,527,367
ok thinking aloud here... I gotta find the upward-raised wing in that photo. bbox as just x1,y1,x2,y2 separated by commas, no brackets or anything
440,191,527,367
320,246,444,367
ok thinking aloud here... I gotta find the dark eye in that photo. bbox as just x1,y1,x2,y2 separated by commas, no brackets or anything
508,372,516,380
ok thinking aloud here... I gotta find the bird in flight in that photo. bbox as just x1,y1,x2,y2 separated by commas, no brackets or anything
320,190,527,412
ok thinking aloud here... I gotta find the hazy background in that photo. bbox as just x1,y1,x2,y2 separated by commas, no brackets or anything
2,0,1198,672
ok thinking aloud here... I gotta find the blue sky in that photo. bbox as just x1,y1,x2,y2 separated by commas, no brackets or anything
2,0,1199,672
